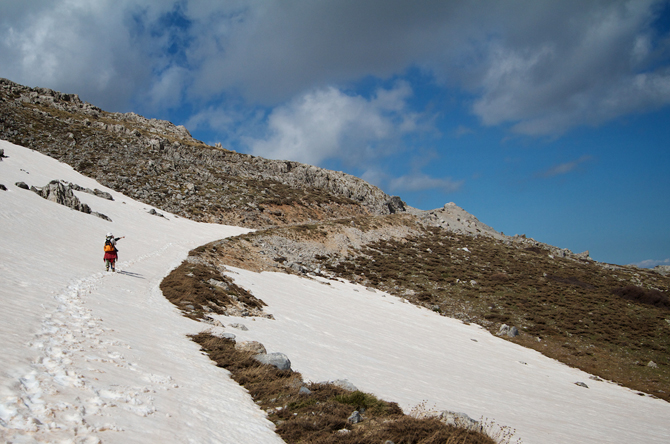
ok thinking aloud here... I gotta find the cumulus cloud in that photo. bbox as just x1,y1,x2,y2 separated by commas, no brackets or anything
0,0,159,110
631,258,670,268
536,155,594,178
246,82,421,165
1,0,669,135
389,173,463,193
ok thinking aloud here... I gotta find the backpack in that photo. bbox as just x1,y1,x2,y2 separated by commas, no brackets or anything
104,238,115,252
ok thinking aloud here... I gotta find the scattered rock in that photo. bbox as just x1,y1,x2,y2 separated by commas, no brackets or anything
253,352,291,371
229,323,249,331
217,332,236,340
202,315,224,328
15,181,29,189
298,386,312,396
0,148,5,159
648,361,658,369
235,341,267,354
92,211,112,222
497,324,519,337
589,375,603,382
148,208,166,218
574,382,589,388
0,184,6,191
437,411,480,430
331,379,358,392
347,410,362,424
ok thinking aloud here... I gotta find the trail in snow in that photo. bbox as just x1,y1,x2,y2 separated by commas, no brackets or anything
0,248,176,443
0,141,283,444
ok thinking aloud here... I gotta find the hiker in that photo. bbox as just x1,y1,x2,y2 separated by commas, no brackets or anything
104,232,125,272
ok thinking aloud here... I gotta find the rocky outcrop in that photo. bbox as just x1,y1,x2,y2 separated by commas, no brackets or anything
32,180,92,213
24,179,112,221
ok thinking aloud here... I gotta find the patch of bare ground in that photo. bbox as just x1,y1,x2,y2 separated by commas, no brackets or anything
193,218,670,402
159,258,269,320
191,333,497,444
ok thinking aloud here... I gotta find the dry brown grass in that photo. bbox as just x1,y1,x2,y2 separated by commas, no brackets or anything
191,333,496,444
311,226,670,402
160,260,265,320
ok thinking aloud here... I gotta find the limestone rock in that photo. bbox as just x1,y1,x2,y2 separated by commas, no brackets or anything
32,180,91,213
331,379,358,392
229,323,248,331
235,341,267,354
253,352,291,371
347,410,362,424
497,324,520,337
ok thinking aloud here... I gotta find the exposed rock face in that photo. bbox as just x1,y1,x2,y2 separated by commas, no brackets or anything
0,78,404,227
22,179,112,221
32,180,92,213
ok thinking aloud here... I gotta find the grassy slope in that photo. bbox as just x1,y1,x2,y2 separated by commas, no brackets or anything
191,216,670,403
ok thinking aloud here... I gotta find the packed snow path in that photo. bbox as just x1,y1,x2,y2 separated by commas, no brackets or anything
0,142,283,443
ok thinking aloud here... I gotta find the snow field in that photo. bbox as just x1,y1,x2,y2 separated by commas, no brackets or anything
215,267,670,444
0,141,283,443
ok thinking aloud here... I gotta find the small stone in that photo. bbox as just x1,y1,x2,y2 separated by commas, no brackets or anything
15,181,29,189
218,333,236,340
298,386,312,396
497,324,509,336
347,411,362,424
229,323,248,331
648,361,658,369
574,382,589,388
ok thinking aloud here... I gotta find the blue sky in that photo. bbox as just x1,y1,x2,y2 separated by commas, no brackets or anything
1,0,669,267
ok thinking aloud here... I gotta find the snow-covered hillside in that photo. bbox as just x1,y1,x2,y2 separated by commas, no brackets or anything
0,141,282,443
1,140,669,444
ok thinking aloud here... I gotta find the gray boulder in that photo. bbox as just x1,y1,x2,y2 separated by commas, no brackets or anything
15,181,29,190
236,341,267,354
497,324,519,338
0,184,6,191
347,410,362,424
32,180,91,213
331,379,358,392
0,148,5,159
253,352,291,371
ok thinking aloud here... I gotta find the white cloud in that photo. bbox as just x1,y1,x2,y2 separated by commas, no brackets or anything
536,155,594,178
2,0,669,135
389,173,463,193
630,258,670,268
247,83,421,165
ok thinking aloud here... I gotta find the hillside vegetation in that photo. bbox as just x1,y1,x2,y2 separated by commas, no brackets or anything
178,215,670,403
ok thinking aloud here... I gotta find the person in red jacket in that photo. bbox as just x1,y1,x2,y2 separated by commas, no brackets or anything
104,232,124,272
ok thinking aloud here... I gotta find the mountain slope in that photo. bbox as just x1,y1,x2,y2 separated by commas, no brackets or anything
0,78,404,227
